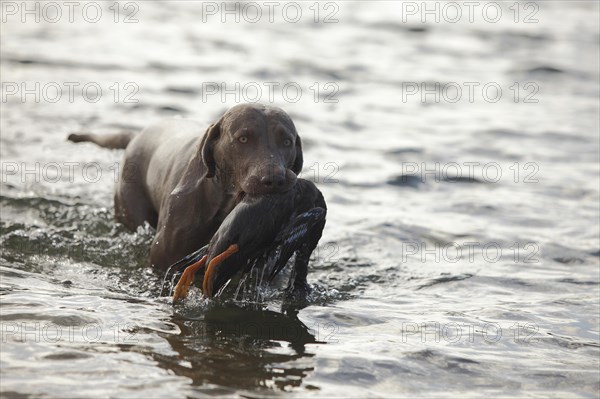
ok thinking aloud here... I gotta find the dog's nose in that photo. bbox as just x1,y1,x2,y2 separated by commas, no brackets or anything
244,164,297,194
260,174,286,188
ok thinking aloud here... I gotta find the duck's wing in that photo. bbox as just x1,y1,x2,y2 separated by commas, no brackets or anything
267,207,327,282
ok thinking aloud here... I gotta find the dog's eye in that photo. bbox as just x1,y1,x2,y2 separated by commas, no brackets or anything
283,138,292,147
238,136,248,144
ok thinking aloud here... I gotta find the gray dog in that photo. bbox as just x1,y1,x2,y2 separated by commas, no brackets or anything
69,104,303,269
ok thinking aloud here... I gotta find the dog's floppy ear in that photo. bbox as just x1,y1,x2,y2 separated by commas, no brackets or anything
291,134,304,175
201,120,222,178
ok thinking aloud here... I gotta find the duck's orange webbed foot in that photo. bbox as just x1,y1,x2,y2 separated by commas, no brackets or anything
202,244,239,297
172,255,208,303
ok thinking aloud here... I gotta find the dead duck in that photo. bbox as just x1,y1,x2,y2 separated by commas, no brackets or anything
171,178,326,302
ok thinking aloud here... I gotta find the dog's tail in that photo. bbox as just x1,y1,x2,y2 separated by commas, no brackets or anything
67,131,136,149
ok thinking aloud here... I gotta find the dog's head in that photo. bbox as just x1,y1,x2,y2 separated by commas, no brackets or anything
201,104,303,195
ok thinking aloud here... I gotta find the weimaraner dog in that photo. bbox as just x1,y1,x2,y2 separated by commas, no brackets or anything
69,104,303,269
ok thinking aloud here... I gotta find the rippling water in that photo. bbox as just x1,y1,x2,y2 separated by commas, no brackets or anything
1,1,599,398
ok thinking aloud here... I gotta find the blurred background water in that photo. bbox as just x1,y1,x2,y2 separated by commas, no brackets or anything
1,1,599,398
